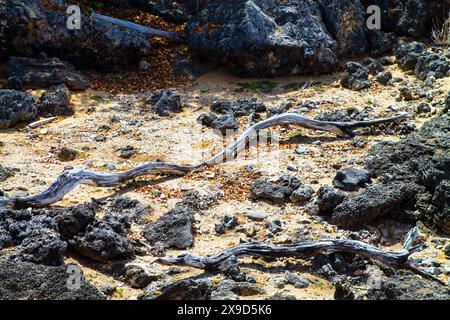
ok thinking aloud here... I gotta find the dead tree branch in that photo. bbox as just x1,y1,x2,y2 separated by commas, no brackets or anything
91,13,186,43
0,113,407,209
158,228,423,270
157,227,445,285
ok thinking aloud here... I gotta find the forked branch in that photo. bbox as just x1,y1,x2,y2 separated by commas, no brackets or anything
157,228,445,285
0,113,407,209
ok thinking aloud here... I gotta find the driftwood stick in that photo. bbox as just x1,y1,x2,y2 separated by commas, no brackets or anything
157,227,424,271
91,13,185,43
28,117,57,129
0,113,407,209
204,113,407,165
1,162,195,209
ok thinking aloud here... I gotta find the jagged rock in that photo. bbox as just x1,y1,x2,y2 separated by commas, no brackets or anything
149,90,184,116
375,71,393,85
426,180,450,234
341,62,371,91
366,29,396,56
331,183,417,229
365,114,450,233
397,42,450,80
397,42,426,70
0,89,37,128
250,174,302,205
0,259,104,300
367,275,449,300
146,0,201,23
415,53,450,80
380,0,450,37
0,0,151,68
179,189,218,211
106,196,150,225
416,103,431,114
186,0,338,77
334,281,355,300
52,202,97,240
117,145,137,159
185,0,445,76
210,99,266,117
143,278,213,300
316,187,346,215
0,210,66,266
215,215,238,234
332,167,372,191
38,84,73,117
143,205,194,250
290,185,314,203
121,264,157,289
318,0,368,57
269,292,297,300
209,113,238,134
284,271,309,289
69,216,134,263
315,107,363,122
15,225,66,266
211,279,265,300
6,56,90,90
362,57,384,75
197,112,218,127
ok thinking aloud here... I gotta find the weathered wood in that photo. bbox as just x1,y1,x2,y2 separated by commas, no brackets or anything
0,162,196,209
158,228,424,270
28,117,57,129
0,113,407,209
157,227,445,285
91,13,186,43
204,113,408,165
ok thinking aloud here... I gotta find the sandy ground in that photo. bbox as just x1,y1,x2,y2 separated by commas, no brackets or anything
0,61,449,299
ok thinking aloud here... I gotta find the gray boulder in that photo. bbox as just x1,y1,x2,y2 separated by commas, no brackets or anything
6,56,90,90
149,90,184,117
316,186,346,215
38,84,73,117
332,167,372,191
0,0,151,69
331,183,417,229
210,99,266,117
367,275,449,300
186,0,338,77
0,259,103,300
341,62,371,91
143,205,195,250
69,216,134,263
0,89,37,128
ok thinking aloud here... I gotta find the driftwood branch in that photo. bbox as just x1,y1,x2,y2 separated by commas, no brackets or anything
157,227,445,285
0,113,407,209
91,13,186,43
158,228,423,270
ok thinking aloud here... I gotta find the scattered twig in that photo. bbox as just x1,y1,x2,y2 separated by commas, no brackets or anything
27,117,57,129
